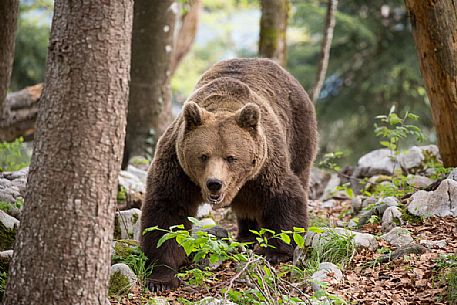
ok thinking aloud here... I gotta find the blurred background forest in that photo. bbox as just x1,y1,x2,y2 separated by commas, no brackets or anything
10,0,432,164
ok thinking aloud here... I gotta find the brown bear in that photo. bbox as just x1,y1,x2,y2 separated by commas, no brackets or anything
140,58,317,291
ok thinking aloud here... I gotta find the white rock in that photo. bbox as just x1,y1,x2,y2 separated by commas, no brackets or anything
114,208,142,240
118,171,145,194
353,149,396,178
376,196,399,207
381,227,414,247
311,262,343,291
407,175,433,188
397,146,425,171
419,239,447,249
323,173,341,200
305,228,378,251
448,168,457,181
4,167,29,180
309,167,331,200
147,297,170,305
126,165,147,182
0,211,19,230
110,263,137,289
0,250,13,259
408,179,457,217
351,196,363,213
322,199,336,208
381,206,404,233
195,297,237,305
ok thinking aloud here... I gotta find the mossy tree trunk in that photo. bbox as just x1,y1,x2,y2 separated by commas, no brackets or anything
124,0,177,165
0,0,19,121
405,0,457,167
259,0,289,67
3,0,133,303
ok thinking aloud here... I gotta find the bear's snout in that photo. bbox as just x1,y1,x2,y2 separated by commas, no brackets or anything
206,178,223,192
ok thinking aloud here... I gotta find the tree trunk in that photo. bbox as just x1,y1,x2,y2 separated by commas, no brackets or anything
0,84,42,142
259,0,289,66
405,1,457,167
170,0,201,76
311,0,338,104
3,0,132,304
156,0,202,136
0,0,19,119
125,0,176,164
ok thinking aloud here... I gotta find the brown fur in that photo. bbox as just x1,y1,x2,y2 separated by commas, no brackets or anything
140,58,318,291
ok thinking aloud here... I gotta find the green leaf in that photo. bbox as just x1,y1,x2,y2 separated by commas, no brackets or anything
209,253,219,264
293,227,306,233
293,233,305,248
170,224,185,230
307,226,325,234
143,226,159,233
389,113,401,125
157,232,177,248
187,217,200,225
279,233,291,244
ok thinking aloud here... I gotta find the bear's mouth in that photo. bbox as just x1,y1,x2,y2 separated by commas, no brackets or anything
208,193,225,205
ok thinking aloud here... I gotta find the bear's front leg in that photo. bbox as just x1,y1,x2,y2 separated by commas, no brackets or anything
140,156,201,291
141,202,194,291
259,173,308,264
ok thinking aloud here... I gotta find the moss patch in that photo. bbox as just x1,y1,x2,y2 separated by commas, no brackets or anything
108,271,131,296
0,222,16,251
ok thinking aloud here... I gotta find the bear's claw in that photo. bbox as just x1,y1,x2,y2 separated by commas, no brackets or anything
146,277,182,292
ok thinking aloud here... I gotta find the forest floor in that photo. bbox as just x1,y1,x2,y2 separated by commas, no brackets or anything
109,198,457,305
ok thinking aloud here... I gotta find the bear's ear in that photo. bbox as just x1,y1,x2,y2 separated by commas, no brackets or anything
183,101,205,130
236,103,260,130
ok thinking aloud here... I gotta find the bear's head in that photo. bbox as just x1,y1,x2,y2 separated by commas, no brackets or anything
176,101,267,207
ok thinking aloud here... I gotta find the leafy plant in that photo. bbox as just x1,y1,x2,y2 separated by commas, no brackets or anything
435,254,457,305
177,268,215,286
0,137,31,172
111,242,153,287
146,220,347,305
318,151,344,172
308,229,355,271
0,198,23,214
0,271,7,301
374,106,425,156
117,185,127,202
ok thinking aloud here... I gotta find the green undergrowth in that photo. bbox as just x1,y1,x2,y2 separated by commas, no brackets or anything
142,218,350,304
0,198,24,214
435,254,457,305
320,109,453,227
0,137,30,172
0,271,7,302
111,240,153,289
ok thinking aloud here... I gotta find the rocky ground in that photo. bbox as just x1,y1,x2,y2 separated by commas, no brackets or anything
1,145,456,304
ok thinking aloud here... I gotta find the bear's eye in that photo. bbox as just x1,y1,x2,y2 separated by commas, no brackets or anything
225,156,237,164
199,154,209,162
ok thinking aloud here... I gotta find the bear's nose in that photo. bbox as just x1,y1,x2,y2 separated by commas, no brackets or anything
206,179,222,192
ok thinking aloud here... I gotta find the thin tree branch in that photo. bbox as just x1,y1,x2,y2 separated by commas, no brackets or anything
311,0,338,104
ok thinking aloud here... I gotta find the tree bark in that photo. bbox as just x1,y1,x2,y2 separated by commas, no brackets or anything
125,0,177,164
259,0,289,67
158,0,202,136
0,0,19,119
405,0,457,167
170,0,201,75
3,0,132,304
0,84,42,142
311,0,338,104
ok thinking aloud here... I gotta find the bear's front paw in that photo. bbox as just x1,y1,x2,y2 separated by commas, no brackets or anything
263,249,292,264
146,277,181,292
